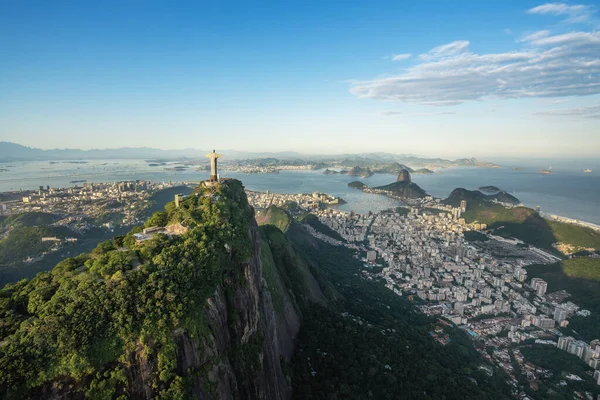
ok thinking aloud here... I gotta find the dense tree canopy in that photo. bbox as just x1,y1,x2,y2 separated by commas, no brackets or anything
0,181,254,399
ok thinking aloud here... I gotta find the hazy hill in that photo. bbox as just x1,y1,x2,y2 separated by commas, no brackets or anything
373,169,428,198
0,141,499,167
445,189,600,254
445,188,521,206
374,180,428,198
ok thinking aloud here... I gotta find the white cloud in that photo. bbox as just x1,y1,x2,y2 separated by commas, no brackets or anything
528,3,587,15
528,31,600,46
520,30,551,42
391,53,412,61
534,104,600,118
349,27,600,106
420,40,470,60
527,3,595,23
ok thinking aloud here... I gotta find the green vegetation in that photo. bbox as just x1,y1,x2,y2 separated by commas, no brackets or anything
562,257,600,282
521,344,591,375
0,212,58,228
0,180,255,398
346,166,373,178
548,221,600,251
0,226,51,266
0,226,131,287
423,207,448,215
260,240,286,315
479,186,501,193
459,200,600,253
256,205,292,232
261,224,328,310
374,180,428,198
296,213,344,242
526,260,600,342
287,223,511,399
394,206,410,216
0,212,67,267
520,344,599,398
445,188,520,207
347,180,366,189
463,231,490,242
0,225,76,267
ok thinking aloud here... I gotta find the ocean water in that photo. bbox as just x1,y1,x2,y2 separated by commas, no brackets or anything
0,159,599,224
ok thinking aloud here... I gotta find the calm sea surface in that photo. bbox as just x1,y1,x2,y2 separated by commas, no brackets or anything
1,159,599,224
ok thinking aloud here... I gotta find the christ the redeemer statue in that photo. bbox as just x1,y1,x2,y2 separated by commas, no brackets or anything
205,149,223,183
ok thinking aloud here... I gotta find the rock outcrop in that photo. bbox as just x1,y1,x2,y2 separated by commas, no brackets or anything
374,171,427,199
397,169,411,183
164,222,291,399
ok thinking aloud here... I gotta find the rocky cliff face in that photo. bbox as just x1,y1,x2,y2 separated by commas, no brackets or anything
133,222,293,399
396,169,411,183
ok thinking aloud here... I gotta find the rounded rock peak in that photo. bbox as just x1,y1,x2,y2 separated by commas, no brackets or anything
397,169,411,183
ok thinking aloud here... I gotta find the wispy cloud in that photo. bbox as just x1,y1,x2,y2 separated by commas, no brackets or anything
349,8,600,107
420,40,470,60
379,111,456,116
537,98,570,105
527,2,595,23
519,29,551,42
534,104,600,118
391,53,412,61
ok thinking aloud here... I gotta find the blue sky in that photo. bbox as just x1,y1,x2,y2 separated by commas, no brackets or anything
0,0,599,157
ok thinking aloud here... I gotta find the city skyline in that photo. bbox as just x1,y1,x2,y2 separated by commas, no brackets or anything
1,0,599,157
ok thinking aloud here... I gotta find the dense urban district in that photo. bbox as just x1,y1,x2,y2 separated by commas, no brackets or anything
248,180,600,399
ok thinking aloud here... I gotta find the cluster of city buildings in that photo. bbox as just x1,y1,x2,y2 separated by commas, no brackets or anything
246,190,344,212
0,180,188,265
1,180,181,229
133,223,189,244
227,164,316,174
245,188,600,395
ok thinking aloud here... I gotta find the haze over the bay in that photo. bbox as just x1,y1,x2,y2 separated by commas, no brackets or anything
1,0,599,157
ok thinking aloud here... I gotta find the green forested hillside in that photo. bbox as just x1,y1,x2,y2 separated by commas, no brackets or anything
285,223,511,399
526,259,600,342
0,211,76,268
0,212,59,228
457,199,600,253
0,181,254,399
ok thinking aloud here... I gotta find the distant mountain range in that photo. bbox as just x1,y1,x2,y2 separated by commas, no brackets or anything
0,141,498,167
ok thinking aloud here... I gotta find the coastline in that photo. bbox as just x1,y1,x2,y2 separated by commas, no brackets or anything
1,164,599,227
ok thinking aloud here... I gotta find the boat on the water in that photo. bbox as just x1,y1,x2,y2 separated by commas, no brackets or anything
584,169,592,173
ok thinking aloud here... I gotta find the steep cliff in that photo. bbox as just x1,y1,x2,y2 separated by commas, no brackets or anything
396,168,411,183
0,180,321,399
